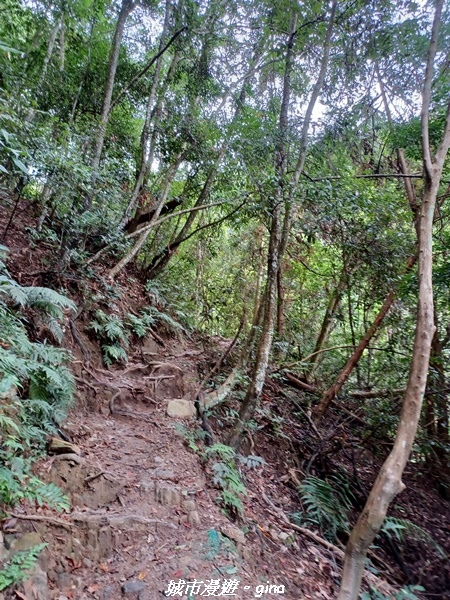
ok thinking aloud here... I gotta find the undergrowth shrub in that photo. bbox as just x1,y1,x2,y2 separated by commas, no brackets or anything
0,543,47,591
89,303,186,366
175,424,265,519
0,245,73,513
295,474,444,557
0,245,73,589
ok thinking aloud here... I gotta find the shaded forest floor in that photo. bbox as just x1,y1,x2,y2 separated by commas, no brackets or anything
1,197,450,599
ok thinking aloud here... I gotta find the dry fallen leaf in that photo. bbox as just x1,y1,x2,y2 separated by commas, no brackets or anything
87,584,99,593
138,570,147,580
98,562,109,573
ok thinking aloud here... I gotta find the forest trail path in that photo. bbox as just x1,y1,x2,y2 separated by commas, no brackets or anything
26,341,310,600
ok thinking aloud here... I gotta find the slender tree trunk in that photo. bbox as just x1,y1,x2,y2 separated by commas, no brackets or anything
89,0,136,203
59,17,65,71
227,15,298,449
338,1,450,595
205,256,268,411
320,67,425,421
118,0,175,228
276,262,286,338
426,319,449,442
307,267,349,379
39,18,62,87
227,2,337,449
275,0,337,340
377,64,419,224
70,16,96,123
314,255,416,421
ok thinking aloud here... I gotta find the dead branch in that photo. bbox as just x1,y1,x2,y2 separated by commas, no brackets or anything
284,372,320,394
84,471,117,484
261,499,396,596
349,388,405,399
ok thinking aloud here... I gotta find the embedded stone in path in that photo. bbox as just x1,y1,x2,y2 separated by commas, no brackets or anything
167,399,196,418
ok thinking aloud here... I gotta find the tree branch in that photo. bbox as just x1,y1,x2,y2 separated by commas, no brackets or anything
421,0,445,178
125,200,228,239
109,27,187,114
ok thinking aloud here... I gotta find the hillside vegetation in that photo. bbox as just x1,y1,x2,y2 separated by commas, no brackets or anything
0,0,450,598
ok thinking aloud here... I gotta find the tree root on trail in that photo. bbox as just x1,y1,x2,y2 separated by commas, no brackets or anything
69,308,90,365
109,390,157,424
70,513,177,530
8,512,74,531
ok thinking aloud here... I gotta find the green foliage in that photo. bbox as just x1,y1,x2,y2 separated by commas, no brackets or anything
382,517,445,557
89,304,185,366
174,423,208,452
295,475,354,540
88,310,129,366
205,444,248,517
0,459,69,511
361,585,425,600
0,246,73,515
0,543,47,591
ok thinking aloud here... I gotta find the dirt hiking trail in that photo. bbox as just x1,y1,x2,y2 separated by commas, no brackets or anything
2,333,346,600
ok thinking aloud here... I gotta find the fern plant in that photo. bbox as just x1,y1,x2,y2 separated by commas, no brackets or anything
361,585,425,600
0,246,76,344
205,444,248,517
0,543,47,591
381,517,445,557
89,304,186,366
295,474,355,540
88,309,129,366
0,245,73,517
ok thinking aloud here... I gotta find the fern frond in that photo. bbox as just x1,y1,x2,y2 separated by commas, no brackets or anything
382,517,446,557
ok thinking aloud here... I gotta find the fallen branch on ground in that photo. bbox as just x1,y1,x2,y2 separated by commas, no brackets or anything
284,372,320,394
261,497,396,596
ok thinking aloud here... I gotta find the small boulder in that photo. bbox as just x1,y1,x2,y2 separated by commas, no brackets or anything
122,580,146,595
167,400,196,418
9,532,42,552
220,525,246,545
155,483,180,507
188,511,201,528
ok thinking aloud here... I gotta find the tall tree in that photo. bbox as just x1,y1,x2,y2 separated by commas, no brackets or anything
338,1,450,596
89,0,137,203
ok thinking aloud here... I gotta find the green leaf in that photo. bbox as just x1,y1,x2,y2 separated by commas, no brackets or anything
11,156,28,174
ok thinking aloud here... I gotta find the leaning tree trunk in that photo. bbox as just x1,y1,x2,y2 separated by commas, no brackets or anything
307,266,350,380
318,65,426,422
338,1,450,596
314,255,416,421
38,18,62,88
107,154,184,279
146,43,264,279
